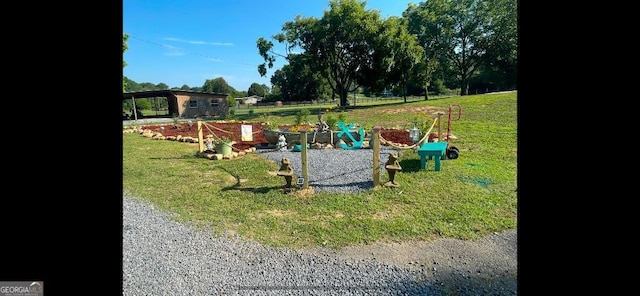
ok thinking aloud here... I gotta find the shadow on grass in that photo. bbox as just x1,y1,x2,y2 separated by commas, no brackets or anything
148,153,202,160
220,184,286,194
217,167,286,194
398,159,422,173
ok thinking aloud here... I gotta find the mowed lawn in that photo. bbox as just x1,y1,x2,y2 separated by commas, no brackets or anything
122,91,517,249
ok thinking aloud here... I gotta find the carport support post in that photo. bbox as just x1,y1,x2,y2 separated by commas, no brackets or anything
197,120,204,153
132,97,137,121
372,126,381,187
301,129,309,189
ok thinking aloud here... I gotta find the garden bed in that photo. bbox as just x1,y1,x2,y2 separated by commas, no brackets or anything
133,121,415,150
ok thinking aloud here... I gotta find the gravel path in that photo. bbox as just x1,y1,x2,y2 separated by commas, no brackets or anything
255,146,398,194
123,147,517,295
123,194,517,295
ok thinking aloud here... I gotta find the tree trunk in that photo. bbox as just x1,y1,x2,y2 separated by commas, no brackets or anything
339,89,349,107
460,77,469,96
403,81,407,103
424,81,429,100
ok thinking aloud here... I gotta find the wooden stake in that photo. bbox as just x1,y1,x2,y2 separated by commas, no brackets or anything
373,126,381,187
197,120,204,153
301,129,309,189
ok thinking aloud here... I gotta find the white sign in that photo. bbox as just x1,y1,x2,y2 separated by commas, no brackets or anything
241,124,253,141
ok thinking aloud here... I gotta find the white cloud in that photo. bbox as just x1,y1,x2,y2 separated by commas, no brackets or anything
164,37,233,46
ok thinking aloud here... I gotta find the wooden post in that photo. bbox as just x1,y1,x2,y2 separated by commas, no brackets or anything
131,97,137,121
330,129,334,145
301,129,309,189
372,126,381,187
437,112,444,141
197,120,204,153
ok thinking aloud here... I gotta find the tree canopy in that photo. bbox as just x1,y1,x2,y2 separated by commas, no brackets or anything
257,0,517,100
247,83,270,97
258,0,393,107
123,33,129,92
202,77,232,94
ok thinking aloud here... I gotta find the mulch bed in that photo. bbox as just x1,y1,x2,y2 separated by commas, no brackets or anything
139,121,414,150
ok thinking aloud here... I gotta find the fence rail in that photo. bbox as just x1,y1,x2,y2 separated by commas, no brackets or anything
241,96,425,108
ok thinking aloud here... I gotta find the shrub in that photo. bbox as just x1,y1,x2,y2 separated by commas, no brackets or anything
294,109,311,125
325,114,338,130
338,111,347,123
431,79,446,95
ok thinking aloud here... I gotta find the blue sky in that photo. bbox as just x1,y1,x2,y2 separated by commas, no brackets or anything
123,0,419,92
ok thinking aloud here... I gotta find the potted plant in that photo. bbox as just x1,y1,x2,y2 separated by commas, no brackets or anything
212,136,234,155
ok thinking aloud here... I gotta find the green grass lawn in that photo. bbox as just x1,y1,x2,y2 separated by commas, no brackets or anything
122,91,517,249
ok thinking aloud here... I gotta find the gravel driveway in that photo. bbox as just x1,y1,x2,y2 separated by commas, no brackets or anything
123,193,517,295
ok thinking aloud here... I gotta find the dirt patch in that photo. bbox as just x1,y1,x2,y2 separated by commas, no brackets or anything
377,105,443,115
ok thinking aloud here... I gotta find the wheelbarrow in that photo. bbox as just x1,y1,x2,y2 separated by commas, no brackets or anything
444,104,461,160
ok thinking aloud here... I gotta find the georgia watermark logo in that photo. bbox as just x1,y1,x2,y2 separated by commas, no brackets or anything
0,281,43,296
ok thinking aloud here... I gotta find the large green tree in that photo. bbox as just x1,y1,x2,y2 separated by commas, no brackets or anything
258,0,389,107
202,77,233,94
404,3,441,100
123,33,129,92
247,83,270,97
477,0,517,91
405,0,497,96
270,53,327,102
380,16,424,102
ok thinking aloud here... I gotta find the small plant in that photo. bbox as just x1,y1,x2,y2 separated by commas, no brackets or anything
265,122,279,131
212,136,232,146
248,109,255,117
337,111,347,123
288,124,316,133
294,109,311,125
413,112,434,135
325,114,338,130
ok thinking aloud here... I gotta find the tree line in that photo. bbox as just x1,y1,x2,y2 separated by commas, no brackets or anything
258,0,516,106
123,76,270,100
123,0,516,108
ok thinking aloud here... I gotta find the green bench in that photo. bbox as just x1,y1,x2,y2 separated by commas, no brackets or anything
417,142,448,171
